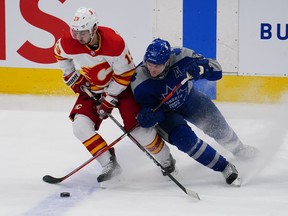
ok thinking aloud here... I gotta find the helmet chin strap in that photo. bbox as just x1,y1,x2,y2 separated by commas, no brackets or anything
87,27,98,47
87,34,94,45
87,31,95,46
156,67,169,79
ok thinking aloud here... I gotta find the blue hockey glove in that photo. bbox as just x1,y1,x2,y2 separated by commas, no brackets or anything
137,108,165,128
184,59,202,80
195,59,213,79
185,59,221,81
195,59,222,81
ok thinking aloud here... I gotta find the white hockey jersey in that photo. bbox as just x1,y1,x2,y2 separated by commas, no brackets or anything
54,26,135,96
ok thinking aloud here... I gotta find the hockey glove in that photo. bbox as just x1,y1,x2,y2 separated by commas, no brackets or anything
64,71,90,94
195,59,222,81
137,107,165,128
184,59,203,80
97,93,118,119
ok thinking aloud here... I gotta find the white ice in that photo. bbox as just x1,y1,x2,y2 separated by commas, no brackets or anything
0,94,287,216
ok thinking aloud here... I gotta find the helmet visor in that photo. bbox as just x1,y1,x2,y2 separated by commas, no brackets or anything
70,29,92,44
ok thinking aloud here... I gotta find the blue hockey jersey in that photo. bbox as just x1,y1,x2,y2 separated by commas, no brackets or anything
131,47,222,111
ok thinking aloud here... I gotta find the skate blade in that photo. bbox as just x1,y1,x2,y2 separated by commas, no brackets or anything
231,176,242,187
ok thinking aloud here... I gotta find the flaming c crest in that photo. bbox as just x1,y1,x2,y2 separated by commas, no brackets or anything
82,62,112,87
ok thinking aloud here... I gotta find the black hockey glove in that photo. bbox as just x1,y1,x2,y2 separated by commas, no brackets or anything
137,107,165,128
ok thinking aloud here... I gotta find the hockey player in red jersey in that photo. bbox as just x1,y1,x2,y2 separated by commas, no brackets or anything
54,7,175,183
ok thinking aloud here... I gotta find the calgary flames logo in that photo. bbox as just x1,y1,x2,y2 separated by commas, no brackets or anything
82,62,113,87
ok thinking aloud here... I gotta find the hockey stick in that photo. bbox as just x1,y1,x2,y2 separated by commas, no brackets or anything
107,113,200,200
153,65,204,111
84,74,200,199
42,130,131,184
153,73,192,111
42,72,195,185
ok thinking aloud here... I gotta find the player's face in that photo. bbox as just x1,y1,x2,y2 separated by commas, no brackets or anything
146,62,166,77
71,29,91,44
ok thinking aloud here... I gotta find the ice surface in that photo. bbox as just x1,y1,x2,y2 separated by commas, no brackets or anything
0,94,287,216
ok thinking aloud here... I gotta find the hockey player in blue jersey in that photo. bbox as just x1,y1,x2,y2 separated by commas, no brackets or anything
131,38,258,185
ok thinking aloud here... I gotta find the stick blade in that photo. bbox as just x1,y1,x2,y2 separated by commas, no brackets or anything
42,175,63,184
186,188,200,200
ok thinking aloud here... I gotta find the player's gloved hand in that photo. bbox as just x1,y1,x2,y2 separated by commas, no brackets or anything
97,93,118,119
137,108,165,128
197,59,222,81
196,59,222,81
64,70,90,94
184,59,203,80
185,59,221,81
195,59,212,78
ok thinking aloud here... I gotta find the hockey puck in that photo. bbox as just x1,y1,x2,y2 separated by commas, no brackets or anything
60,192,70,197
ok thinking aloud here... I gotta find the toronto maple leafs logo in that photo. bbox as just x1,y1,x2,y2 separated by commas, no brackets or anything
161,85,188,110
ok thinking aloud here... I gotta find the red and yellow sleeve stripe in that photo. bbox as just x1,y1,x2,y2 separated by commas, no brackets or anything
112,69,135,87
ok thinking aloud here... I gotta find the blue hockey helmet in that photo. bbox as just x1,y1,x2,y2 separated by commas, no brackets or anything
144,38,171,65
